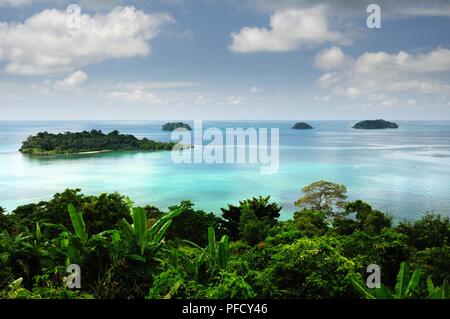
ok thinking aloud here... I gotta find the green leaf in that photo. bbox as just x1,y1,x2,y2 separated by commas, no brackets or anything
67,204,88,243
154,220,173,244
35,222,41,242
208,227,216,256
373,286,393,299
405,269,421,297
132,207,147,244
350,278,375,299
443,280,449,299
394,262,410,299
426,276,436,296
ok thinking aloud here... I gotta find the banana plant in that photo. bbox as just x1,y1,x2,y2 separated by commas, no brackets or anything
351,262,422,299
118,206,182,256
426,276,449,299
207,227,230,270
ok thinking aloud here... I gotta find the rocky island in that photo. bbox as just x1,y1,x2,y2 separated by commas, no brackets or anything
19,130,176,156
352,119,399,130
162,122,192,131
292,122,314,130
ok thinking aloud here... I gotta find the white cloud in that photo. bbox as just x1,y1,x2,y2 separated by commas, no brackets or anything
314,46,351,70
355,48,450,74
315,47,450,102
0,6,173,75
250,86,264,93
109,90,162,104
229,6,348,53
227,96,243,105
55,70,88,89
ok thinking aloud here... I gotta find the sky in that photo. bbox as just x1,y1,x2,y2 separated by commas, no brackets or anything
0,0,450,120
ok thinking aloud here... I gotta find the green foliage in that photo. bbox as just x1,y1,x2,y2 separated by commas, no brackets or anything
1,182,449,299
293,209,328,237
351,262,449,299
397,214,450,250
333,200,392,236
254,237,357,298
19,130,175,155
166,201,221,246
238,204,270,245
294,181,347,215
162,122,192,131
9,189,131,235
221,195,281,241
411,246,450,284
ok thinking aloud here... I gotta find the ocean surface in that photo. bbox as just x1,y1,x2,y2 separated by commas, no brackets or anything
1,120,450,221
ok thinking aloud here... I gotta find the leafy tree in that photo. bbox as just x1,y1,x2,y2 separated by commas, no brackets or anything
10,189,131,235
411,246,450,284
221,196,281,240
293,209,328,237
238,205,269,246
397,214,450,250
294,181,347,215
255,237,356,298
166,201,221,246
337,200,392,236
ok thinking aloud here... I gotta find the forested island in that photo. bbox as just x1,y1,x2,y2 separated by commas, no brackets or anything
162,122,192,131
292,122,314,130
19,130,176,156
0,180,448,299
353,119,399,130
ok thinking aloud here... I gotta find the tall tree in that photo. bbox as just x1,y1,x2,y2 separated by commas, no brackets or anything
221,195,281,240
294,181,347,215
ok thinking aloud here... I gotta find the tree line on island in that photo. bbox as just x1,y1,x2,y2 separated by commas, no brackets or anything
19,130,176,156
292,119,399,130
0,181,448,299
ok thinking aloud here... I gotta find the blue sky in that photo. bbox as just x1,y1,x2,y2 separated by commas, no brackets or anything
1,0,450,120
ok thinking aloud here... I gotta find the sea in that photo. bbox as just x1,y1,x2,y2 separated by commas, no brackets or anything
1,120,449,221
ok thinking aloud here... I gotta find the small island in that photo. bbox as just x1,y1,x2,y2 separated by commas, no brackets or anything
19,130,177,156
352,119,399,130
292,122,314,130
162,122,192,131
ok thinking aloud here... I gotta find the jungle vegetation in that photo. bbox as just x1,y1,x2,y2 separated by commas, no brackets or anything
162,122,192,131
19,130,176,155
352,119,399,129
0,181,448,299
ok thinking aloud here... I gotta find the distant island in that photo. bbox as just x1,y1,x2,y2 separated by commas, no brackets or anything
19,130,176,156
162,122,192,131
352,119,399,130
292,122,314,130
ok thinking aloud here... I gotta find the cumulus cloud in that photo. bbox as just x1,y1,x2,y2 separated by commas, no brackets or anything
229,6,349,53
54,70,88,89
314,46,351,70
315,47,450,106
0,6,173,75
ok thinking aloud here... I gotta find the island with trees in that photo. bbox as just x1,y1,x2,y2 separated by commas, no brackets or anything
162,122,192,131
19,130,177,156
0,180,448,299
352,119,399,130
292,122,314,130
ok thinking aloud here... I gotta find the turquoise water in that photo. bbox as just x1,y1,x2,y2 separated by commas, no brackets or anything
1,120,450,221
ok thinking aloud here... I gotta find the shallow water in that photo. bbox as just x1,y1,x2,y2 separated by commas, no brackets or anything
1,120,449,221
